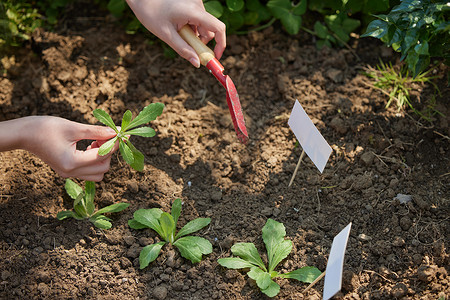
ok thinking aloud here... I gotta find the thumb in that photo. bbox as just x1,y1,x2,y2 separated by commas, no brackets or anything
75,124,118,141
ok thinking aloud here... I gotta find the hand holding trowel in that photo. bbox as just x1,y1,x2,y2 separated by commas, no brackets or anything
178,25,249,144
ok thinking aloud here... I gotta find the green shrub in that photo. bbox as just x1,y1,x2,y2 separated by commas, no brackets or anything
362,0,450,77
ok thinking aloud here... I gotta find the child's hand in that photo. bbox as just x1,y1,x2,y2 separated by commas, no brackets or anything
126,0,226,68
1,116,119,181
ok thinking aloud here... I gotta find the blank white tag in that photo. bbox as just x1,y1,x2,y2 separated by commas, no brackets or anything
323,223,352,300
288,100,332,173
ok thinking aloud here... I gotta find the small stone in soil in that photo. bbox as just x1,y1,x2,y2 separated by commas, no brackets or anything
391,283,408,298
418,265,437,282
152,285,168,300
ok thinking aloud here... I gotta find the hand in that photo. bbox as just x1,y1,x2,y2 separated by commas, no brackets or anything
126,0,226,68
0,116,119,181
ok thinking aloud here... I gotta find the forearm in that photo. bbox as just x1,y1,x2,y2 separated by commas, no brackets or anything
0,117,36,152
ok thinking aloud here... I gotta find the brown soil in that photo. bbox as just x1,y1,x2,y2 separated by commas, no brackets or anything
0,4,449,300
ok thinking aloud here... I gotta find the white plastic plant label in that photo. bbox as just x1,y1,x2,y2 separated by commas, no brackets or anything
288,100,332,173
323,223,352,300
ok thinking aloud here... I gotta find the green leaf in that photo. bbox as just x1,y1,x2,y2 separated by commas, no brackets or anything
414,41,429,55
127,141,145,171
57,210,79,220
92,218,112,229
267,0,290,20
292,0,307,16
92,202,130,217
248,267,272,290
171,198,182,225
230,243,266,271
262,219,286,271
126,102,164,130
93,109,118,132
268,240,292,272
204,1,224,18
107,0,126,18
128,218,148,229
314,21,329,39
228,11,245,30
65,179,83,200
361,19,389,39
139,242,165,269
125,126,156,137
218,257,255,269
175,218,211,239
173,237,203,263
160,212,176,242
119,140,135,165
261,280,280,297
121,110,132,131
246,0,271,21
84,181,95,203
98,136,118,156
280,13,302,35
186,236,212,255
74,201,88,218
84,181,95,216
226,0,244,12
133,208,164,237
280,266,322,283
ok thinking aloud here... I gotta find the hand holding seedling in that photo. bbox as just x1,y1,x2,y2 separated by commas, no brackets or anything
93,102,164,171
218,219,321,297
57,179,129,229
0,116,118,181
128,198,212,269
126,0,226,68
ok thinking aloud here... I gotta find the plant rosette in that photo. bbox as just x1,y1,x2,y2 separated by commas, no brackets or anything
57,179,129,229
93,102,164,171
128,198,212,269
218,218,321,297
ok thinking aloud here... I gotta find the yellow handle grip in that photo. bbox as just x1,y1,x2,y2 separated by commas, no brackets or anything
178,25,215,66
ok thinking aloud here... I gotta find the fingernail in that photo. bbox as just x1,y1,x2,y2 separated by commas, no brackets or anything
189,57,200,68
106,127,116,134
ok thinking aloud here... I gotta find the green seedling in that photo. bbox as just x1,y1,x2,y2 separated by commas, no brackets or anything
57,179,129,229
93,102,164,171
218,218,321,297
128,198,212,269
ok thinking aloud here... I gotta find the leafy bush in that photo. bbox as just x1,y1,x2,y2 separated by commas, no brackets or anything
362,0,450,77
0,1,42,49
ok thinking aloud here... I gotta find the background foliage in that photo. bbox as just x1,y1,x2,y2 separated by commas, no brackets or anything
1,0,448,77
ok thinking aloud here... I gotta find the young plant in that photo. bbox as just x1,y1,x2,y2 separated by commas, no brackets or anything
57,179,129,229
218,218,321,297
128,198,212,269
93,102,164,171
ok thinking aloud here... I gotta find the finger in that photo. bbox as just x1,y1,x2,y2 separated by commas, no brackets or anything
68,156,112,181
187,13,226,59
197,28,215,44
74,123,117,141
72,147,112,169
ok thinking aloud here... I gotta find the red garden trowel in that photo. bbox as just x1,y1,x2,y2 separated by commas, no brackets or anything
179,25,249,144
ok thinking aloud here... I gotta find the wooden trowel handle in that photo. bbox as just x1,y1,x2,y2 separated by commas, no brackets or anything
179,25,215,66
